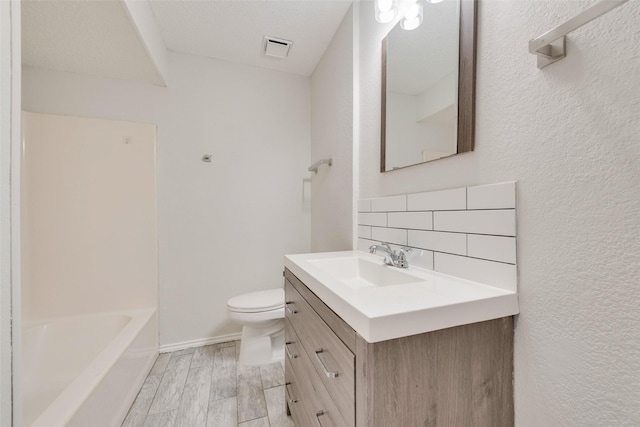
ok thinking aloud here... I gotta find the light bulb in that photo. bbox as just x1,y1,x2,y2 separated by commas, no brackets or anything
378,0,393,12
401,3,423,30
405,4,420,19
375,0,398,23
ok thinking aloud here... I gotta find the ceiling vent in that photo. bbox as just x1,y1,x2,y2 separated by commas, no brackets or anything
264,36,292,59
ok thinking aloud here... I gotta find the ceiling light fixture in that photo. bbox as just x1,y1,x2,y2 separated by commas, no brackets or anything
375,0,398,23
401,2,423,30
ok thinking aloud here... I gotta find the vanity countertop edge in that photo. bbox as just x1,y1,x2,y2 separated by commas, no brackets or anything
284,250,519,343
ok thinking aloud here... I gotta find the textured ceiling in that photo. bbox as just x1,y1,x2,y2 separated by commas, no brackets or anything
22,0,165,86
148,0,353,76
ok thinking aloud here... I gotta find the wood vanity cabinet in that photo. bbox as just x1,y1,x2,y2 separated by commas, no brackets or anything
283,268,514,427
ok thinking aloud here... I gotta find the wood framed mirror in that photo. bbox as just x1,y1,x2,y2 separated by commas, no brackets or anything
381,0,477,172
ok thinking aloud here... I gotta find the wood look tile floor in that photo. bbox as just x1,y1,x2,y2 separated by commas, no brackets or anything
122,341,294,427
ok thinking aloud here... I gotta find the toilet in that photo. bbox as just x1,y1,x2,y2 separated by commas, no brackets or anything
227,288,285,365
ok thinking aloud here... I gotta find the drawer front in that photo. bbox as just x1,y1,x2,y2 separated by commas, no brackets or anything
285,269,356,352
285,281,355,426
285,356,315,427
286,319,351,427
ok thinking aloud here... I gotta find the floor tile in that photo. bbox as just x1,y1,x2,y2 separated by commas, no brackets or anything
174,365,212,427
238,417,270,427
171,347,196,357
237,364,268,423
265,385,294,427
149,353,172,376
206,396,237,427
260,362,285,389
190,345,217,369
215,346,237,368
141,410,176,427
148,354,193,414
122,374,162,427
210,365,237,401
122,341,293,427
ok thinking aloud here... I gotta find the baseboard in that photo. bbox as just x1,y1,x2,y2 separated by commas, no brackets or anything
159,332,242,353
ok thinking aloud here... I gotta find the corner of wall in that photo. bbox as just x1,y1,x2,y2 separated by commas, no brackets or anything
121,0,169,87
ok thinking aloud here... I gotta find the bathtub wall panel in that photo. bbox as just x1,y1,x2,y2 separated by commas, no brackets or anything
22,112,158,321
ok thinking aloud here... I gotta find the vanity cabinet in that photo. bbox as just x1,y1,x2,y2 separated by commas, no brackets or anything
283,268,514,427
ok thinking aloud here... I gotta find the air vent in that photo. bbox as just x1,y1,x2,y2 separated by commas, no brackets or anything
264,36,292,59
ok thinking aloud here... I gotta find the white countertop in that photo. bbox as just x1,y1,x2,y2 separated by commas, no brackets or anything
284,251,519,343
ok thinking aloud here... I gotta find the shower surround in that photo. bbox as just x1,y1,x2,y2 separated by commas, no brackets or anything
21,112,159,427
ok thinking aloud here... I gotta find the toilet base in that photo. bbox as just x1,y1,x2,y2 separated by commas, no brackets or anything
238,320,284,366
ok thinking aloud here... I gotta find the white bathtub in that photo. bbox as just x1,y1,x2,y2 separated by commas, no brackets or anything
22,308,158,427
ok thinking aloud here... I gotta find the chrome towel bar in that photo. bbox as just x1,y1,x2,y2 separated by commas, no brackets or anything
529,0,629,69
308,157,333,174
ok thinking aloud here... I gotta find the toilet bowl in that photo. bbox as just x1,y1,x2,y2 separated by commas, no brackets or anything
227,288,285,366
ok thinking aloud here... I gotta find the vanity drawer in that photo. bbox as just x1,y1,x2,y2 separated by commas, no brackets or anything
285,280,355,426
286,319,350,427
284,356,314,427
285,269,356,352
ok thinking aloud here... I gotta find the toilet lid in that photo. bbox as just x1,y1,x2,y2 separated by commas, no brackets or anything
227,288,284,313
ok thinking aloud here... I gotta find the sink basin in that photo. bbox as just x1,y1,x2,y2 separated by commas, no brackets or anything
308,256,421,289
284,250,519,342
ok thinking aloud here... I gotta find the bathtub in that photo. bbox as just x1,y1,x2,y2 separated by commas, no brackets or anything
22,308,158,427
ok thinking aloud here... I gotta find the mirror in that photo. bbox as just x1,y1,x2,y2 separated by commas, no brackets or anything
381,0,477,172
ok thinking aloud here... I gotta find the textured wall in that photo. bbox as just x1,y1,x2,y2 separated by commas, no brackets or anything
358,0,639,425
22,52,311,348
310,6,355,252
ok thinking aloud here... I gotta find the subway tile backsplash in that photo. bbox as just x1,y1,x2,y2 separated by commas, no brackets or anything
358,182,517,291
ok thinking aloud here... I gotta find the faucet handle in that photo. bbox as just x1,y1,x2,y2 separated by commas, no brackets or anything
397,247,411,268
397,251,409,268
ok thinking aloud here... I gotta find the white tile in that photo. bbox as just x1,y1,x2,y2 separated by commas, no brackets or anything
407,188,466,211
468,235,517,264
434,253,517,292
371,195,407,212
371,227,407,246
357,238,378,253
467,182,516,210
408,230,467,255
358,225,372,239
403,248,434,270
434,210,516,236
388,212,433,230
357,199,372,212
357,212,387,227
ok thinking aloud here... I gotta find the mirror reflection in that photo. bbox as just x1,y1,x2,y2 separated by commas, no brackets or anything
382,0,462,171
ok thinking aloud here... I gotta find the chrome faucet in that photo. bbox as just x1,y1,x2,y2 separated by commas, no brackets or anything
369,243,411,268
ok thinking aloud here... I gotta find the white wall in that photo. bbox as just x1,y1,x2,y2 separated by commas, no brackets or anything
358,0,640,425
22,51,311,347
22,112,158,321
310,6,354,252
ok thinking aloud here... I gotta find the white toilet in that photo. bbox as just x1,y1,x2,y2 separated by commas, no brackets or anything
227,288,285,365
